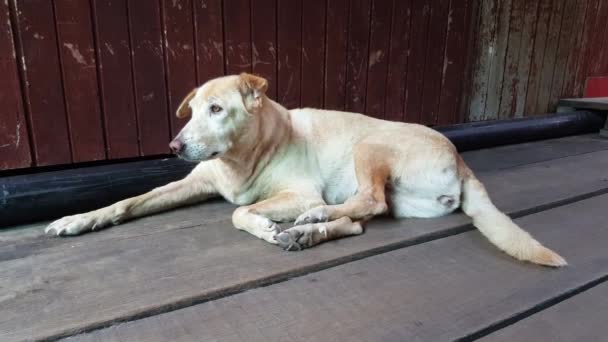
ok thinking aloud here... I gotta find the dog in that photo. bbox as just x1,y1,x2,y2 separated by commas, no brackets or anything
45,73,566,267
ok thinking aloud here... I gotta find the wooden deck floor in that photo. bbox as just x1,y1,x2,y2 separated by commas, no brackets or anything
2,134,608,342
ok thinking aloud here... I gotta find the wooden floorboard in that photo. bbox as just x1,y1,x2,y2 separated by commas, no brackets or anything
63,195,608,342
1,136,608,341
481,282,608,341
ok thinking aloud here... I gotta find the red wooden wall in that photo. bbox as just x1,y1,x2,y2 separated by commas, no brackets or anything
1,0,607,171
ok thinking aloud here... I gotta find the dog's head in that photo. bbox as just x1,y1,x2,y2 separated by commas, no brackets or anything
169,73,268,161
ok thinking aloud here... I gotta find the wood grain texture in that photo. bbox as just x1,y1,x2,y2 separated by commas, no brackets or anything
438,0,470,125
498,0,524,119
524,0,552,115
127,0,171,156
573,0,598,96
223,0,251,75
512,0,539,118
11,0,72,166
587,0,608,77
324,0,350,110
484,0,511,119
547,0,577,112
54,0,106,162
534,0,565,114
361,0,390,119
481,282,608,341
404,1,431,123
0,0,31,169
384,0,410,122
161,0,196,137
64,195,608,342
91,0,139,159
193,0,224,85
251,0,277,100
420,0,450,125
301,0,326,108
560,0,589,98
344,0,371,113
3,139,608,341
277,0,302,109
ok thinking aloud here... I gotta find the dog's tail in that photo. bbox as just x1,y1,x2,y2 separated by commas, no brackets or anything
460,166,567,267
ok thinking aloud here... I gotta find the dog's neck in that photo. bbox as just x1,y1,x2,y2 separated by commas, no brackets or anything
219,97,293,181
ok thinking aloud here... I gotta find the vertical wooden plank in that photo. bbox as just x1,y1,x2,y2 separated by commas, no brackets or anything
420,0,450,125
345,0,371,113
523,0,552,115
301,0,326,108
560,0,588,97
0,0,31,169
251,0,277,100
437,0,470,125
404,1,431,123
586,1,608,77
161,0,196,137
497,0,523,119
277,0,302,109
573,0,598,96
547,0,578,111
512,0,539,117
468,0,498,121
54,0,106,162
483,0,511,119
12,0,72,166
384,0,411,122
128,0,170,156
364,0,392,118
223,0,251,75
458,0,480,123
91,0,139,159
324,0,349,110
193,0,224,83
534,0,565,114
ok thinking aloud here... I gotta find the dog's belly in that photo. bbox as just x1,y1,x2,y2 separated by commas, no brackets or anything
321,165,358,205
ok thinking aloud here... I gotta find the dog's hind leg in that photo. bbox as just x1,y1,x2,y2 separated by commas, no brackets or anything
232,191,324,244
274,217,364,251
295,143,391,225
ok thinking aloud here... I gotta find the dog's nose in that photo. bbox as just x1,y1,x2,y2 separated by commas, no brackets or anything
169,139,184,154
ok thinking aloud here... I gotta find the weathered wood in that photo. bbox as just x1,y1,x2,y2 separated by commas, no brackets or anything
12,0,72,166
193,0,224,83
127,0,171,155
573,0,598,96
251,0,277,100
55,0,106,162
513,0,539,118
384,0,410,122
0,0,31,169
468,0,498,121
484,0,511,119
277,0,302,109
65,195,608,342
524,0,552,115
323,0,349,111
561,0,590,98
481,282,608,341
438,0,470,125
3,146,608,341
498,0,524,119
420,0,450,125
363,0,391,118
345,0,371,114
404,0,431,123
161,0,196,137
91,0,139,159
535,0,565,114
223,0,251,75
547,0,578,112
587,0,608,77
300,0,326,108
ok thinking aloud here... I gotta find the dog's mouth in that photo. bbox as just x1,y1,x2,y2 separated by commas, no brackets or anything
177,151,221,162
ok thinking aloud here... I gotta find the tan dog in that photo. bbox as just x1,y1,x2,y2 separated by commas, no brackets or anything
45,73,566,267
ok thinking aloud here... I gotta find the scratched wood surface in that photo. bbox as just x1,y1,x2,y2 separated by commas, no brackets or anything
4,0,608,170
2,136,608,341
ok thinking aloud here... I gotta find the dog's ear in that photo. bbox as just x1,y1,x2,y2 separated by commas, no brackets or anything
239,73,268,112
176,88,198,118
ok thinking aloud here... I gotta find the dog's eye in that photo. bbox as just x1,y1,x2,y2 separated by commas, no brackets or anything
210,104,222,113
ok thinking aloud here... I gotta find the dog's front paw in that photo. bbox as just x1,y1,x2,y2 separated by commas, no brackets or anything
294,206,329,225
44,214,105,236
274,226,311,251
